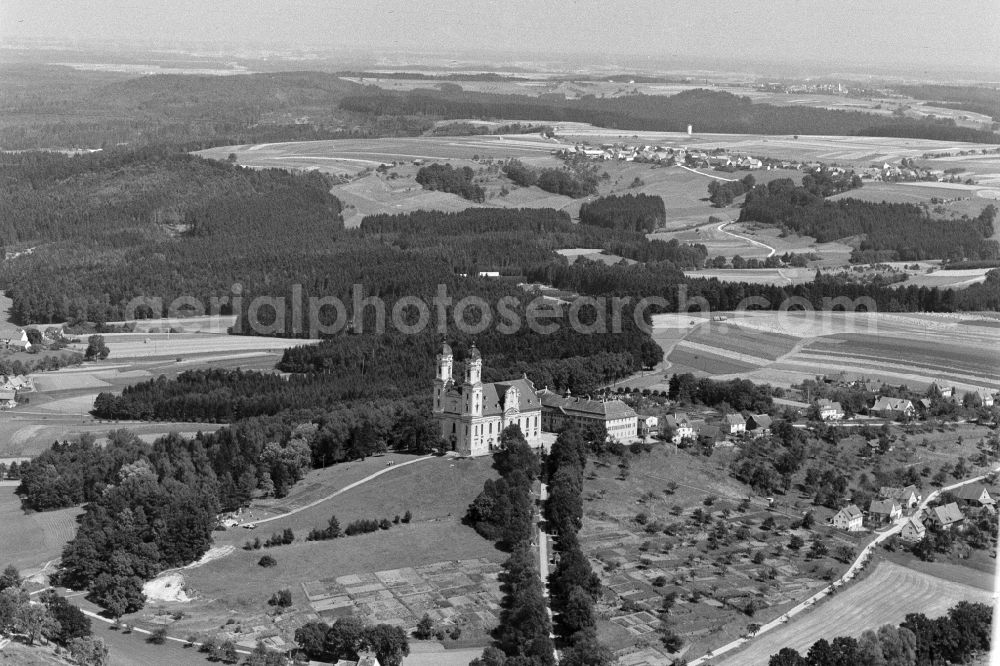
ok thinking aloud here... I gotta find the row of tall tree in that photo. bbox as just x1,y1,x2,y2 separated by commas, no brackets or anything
468,427,556,666
543,429,613,665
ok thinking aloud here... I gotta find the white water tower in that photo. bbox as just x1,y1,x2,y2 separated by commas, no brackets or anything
687,124,693,136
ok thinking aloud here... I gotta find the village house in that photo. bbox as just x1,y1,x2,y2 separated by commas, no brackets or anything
880,485,921,509
0,389,16,410
724,413,746,434
746,413,772,436
929,381,954,398
952,484,994,508
871,396,915,419
867,499,902,524
637,415,658,438
832,504,864,532
816,399,845,420
536,388,638,442
899,517,926,543
974,389,995,407
664,413,696,443
930,502,965,531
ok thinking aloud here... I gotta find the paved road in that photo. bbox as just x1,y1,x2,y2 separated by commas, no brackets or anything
690,465,1000,665
716,221,777,258
537,482,559,663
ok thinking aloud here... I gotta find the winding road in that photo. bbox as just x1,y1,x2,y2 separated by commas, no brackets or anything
716,221,777,258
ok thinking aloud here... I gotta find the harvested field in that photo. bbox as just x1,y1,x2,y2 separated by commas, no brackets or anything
651,311,999,391
0,486,82,573
714,561,992,666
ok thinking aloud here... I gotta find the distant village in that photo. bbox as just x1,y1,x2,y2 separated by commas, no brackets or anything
558,142,978,185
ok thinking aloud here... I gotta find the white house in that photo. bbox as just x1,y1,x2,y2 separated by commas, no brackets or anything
975,389,995,407
872,397,915,419
899,517,926,542
665,413,696,444
930,502,965,530
832,504,864,532
817,399,845,421
724,413,746,434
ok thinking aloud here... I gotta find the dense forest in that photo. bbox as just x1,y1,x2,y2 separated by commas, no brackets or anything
415,163,485,202
0,64,431,150
579,193,666,232
340,87,1000,143
739,179,998,262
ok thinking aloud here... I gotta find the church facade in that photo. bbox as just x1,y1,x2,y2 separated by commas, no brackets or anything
432,341,544,457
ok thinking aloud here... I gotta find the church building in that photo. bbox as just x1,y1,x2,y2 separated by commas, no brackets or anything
432,341,544,457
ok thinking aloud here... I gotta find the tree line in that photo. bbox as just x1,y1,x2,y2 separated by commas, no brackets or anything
768,601,991,666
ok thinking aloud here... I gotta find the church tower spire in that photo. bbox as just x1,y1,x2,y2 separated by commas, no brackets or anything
433,338,453,415
464,342,483,417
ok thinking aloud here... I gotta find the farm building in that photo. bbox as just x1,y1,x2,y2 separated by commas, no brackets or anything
832,504,864,532
880,485,921,509
871,397,915,419
868,499,902,524
816,399,845,420
724,413,747,434
951,484,994,507
746,413,772,435
432,342,544,457
899,517,926,543
536,389,638,442
930,503,965,530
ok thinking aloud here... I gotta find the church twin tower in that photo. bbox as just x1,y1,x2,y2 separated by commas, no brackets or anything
432,340,543,457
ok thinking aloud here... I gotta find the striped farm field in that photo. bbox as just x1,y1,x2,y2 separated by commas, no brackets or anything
714,561,992,666
681,323,800,361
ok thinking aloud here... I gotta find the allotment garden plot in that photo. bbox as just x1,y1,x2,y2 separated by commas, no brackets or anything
302,558,502,634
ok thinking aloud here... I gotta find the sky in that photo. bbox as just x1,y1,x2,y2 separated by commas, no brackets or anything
2,0,999,73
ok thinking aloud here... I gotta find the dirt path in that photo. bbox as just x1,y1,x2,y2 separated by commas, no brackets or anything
235,454,436,528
